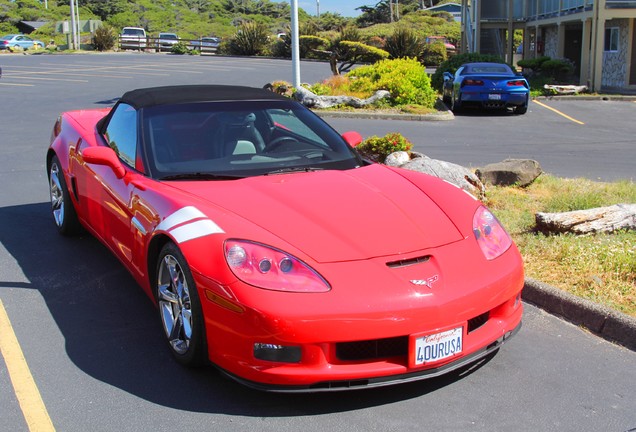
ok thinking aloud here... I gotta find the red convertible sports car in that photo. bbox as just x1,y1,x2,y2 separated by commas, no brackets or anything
47,85,523,391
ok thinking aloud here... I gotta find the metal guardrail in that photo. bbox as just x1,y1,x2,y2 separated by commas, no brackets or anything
117,36,219,54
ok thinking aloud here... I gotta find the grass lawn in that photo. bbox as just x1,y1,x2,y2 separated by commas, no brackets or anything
484,175,636,317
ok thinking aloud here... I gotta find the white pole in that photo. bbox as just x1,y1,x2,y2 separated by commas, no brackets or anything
290,0,301,88
75,0,81,49
69,0,77,50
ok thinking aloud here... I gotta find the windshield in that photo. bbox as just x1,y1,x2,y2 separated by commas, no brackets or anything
123,29,145,36
465,65,511,74
141,100,362,180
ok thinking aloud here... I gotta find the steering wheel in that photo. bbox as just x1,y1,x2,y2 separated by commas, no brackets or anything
263,136,299,153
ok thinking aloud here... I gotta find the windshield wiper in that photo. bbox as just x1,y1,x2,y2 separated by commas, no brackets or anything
159,173,243,181
264,167,324,176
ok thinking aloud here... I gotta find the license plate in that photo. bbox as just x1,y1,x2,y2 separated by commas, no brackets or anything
413,327,463,366
488,93,502,100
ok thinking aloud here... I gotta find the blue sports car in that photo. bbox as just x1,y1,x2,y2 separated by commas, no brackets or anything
442,62,530,114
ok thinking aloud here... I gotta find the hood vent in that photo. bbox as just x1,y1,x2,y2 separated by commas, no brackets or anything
386,255,430,268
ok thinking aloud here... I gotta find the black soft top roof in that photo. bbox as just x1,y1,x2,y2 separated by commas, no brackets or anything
119,85,288,109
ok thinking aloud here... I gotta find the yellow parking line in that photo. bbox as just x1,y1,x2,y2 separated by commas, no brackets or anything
0,300,55,432
532,99,585,125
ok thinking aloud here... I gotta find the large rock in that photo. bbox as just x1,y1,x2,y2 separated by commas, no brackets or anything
536,204,636,234
476,159,542,187
294,86,391,109
390,152,485,199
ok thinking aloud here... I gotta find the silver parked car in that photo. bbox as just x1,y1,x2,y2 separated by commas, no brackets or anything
156,32,179,51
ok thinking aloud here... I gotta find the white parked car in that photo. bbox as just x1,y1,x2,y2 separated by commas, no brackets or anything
156,32,179,51
120,27,147,49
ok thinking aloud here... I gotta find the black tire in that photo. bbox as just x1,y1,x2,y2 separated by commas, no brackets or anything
442,90,451,107
156,243,207,366
450,92,462,113
515,104,528,115
48,155,81,235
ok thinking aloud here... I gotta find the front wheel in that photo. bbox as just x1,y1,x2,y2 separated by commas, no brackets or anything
156,243,207,366
49,155,81,235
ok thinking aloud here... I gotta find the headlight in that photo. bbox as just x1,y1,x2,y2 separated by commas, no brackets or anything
224,240,331,293
472,206,512,260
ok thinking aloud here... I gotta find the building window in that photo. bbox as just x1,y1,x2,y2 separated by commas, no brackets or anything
604,27,619,52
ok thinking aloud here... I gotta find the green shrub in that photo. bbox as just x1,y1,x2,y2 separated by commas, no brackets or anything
517,56,550,73
384,27,422,59
356,132,413,163
431,52,505,91
419,41,447,66
92,25,116,51
347,58,437,108
170,41,190,55
228,21,269,56
540,58,574,81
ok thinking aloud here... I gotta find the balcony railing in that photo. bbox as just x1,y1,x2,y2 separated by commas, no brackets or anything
606,0,636,8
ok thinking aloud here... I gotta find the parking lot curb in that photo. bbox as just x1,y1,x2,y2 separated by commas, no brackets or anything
523,277,636,351
315,110,454,121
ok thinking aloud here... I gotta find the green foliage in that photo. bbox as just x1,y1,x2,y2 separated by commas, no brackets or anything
170,41,190,54
419,41,447,66
540,58,575,81
356,132,413,163
335,40,389,74
347,58,437,108
228,21,269,56
431,52,506,91
517,56,551,72
384,26,421,59
92,24,116,51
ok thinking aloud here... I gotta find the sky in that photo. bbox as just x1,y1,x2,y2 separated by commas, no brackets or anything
297,0,366,18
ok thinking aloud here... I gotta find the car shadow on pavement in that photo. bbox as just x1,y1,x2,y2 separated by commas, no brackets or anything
0,202,496,416
452,108,522,117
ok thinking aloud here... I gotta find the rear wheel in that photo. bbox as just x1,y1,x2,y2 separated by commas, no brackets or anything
48,155,81,235
450,91,462,113
515,104,528,115
156,243,207,366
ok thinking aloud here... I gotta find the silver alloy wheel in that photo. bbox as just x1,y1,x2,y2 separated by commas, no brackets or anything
157,254,193,355
49,162,65,227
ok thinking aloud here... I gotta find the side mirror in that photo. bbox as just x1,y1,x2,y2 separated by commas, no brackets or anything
82,146,126,179
342,131,363,147
443,72,453,81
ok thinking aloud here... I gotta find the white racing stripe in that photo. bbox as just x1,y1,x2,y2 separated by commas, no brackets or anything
170,219,224,243
156,206,224,243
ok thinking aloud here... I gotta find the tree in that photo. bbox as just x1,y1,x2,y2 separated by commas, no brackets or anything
308,27,389,75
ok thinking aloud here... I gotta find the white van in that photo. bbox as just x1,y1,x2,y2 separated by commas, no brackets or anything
120,27,147,49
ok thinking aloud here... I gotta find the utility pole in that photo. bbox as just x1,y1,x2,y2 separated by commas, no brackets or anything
69,0,78,50
290,0,300,88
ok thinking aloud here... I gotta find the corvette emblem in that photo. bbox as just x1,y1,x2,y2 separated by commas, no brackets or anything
410,275,439,289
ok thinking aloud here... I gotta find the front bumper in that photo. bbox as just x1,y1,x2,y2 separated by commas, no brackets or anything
220,320,522,392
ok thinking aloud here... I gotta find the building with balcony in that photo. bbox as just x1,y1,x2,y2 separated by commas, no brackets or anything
460,0,636,93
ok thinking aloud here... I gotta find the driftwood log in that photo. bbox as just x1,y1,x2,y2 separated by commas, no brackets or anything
536,204,636,234
294,86,390,109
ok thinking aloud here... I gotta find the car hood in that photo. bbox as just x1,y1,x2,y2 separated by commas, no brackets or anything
168,165,464,263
